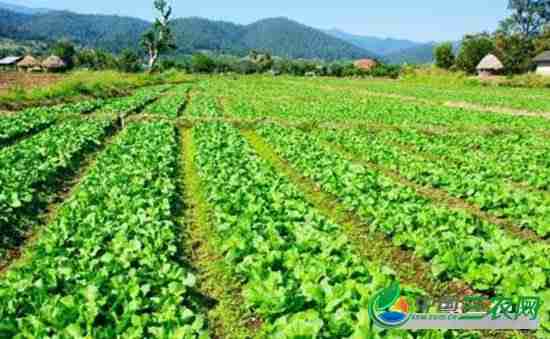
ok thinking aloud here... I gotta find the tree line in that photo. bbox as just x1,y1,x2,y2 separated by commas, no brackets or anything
44,42,401,78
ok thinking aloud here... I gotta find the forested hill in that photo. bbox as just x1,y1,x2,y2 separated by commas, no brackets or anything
0,9,151,53
0,1,50,15
239,18,377,60
0,7,376,60
324,29,421,56
384,43,437,64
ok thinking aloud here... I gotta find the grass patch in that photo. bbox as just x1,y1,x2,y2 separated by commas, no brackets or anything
0,70,190,110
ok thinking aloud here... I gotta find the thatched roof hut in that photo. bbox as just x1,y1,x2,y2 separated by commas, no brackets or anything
354,59,378,71
476,54,503,77
42,55,66,71
17,55,40,68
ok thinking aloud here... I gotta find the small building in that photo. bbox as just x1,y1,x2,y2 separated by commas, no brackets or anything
476,54,504,77
17,55,42,72
42,55,66,72
0,56,23,71
533,51,550,76
354,59,378,71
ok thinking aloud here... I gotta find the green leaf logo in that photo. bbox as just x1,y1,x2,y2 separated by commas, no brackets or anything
375,281,401,310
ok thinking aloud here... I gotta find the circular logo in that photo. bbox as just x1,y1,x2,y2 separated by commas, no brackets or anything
368,281,411,329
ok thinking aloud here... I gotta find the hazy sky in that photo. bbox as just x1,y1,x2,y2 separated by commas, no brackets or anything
5,0,510,42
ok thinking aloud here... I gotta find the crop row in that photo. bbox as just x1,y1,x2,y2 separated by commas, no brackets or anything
145,84,191,118
0,118,113,264
203,78,550,235
364,127,550,191
256,124,550,331
0,83,169,148
192,122,425,338
316,128,550,237
186,82,224,118
0,100,105,146
95,85,170,117
0,122,208,338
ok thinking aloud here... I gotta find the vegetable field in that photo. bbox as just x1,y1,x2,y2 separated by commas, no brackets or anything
0,75,548,339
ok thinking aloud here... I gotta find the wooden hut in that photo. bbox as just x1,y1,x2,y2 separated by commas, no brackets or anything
0,56,23,71
476,54,503,77
354,59,378,71
17,55,41,72
533,51,550,76
42,55,66,72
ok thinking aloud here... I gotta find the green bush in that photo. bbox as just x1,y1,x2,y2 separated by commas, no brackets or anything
117,49,142,73
191,53,216,73
366,64,402,79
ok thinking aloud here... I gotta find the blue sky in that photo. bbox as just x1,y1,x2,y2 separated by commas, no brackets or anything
5,0,509,42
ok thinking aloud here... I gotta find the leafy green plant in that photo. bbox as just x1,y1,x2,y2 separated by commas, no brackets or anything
257,124,549,331
96,84,170,117
145,84,190,117
193,122,405,337
319,127,550,237
0,122,209,337
0,118,112,265
0,99,104,146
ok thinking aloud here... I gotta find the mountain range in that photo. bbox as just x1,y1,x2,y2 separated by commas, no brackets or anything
0,1,50,15
323,29,442,64
0,1,440,63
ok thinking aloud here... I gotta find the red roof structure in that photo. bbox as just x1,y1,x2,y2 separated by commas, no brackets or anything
354,59,378,71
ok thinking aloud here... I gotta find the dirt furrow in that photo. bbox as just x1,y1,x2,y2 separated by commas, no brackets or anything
180,127,261,339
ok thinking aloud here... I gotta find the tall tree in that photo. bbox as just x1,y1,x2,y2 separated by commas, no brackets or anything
51,40,76,69
455,33,495,74
495,33,536,74
141,0,176,71
434,42,455,69
506,0,550,37
534,27,550,54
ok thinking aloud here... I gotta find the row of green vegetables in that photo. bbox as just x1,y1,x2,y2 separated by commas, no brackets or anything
0,84,170,148
0,118,112,265
192,122,439,338
186,81,225,118
316,128,550,237
0,100,104,146
364,127,550,191
0,122,208,338
256,124,550,332
95,84,171,117
145,83,191,118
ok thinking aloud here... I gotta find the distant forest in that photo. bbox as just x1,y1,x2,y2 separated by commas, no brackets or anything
0,9,376,61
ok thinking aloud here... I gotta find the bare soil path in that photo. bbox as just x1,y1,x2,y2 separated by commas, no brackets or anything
0,72,63,95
